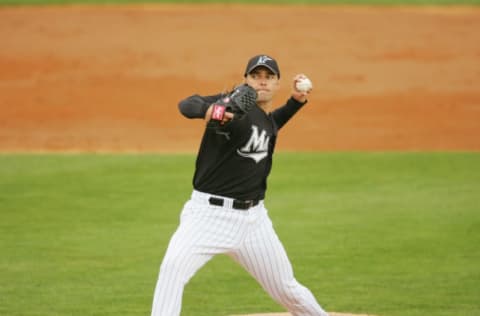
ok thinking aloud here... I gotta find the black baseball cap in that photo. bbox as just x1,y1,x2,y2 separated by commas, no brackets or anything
244,54,280,78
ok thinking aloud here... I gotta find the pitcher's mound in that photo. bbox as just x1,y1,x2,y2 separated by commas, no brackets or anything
231,313,377,316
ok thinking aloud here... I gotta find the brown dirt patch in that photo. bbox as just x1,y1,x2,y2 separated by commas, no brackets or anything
1,5,480,152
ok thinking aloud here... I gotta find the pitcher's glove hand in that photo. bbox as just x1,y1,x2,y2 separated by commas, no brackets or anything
209,84,257,127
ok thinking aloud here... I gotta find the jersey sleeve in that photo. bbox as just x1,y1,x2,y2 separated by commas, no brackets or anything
271,97,307,130
178,94,223,119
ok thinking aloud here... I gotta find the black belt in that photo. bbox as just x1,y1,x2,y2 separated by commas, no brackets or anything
208,197,259,210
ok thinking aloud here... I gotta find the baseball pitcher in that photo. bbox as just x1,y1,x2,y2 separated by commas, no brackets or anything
150,54,328,316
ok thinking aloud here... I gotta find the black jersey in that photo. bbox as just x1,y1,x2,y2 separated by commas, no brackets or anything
179,94,306,201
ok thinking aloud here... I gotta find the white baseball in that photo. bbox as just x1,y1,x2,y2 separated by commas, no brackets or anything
296,77,313,92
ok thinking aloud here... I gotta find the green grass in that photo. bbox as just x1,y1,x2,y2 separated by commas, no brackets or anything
1,0,480,6
0,153,479,316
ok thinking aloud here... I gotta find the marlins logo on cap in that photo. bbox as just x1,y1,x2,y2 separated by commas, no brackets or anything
244,54,280,78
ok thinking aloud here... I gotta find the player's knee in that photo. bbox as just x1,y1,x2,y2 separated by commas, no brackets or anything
158,254,197,284
158,256,183,277
273,279,308,305
272,279,298,301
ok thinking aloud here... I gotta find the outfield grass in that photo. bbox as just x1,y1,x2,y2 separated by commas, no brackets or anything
0,153,479,316
1,0,480,6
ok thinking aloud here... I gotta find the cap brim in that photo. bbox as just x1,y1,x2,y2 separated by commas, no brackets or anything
245,64,278,77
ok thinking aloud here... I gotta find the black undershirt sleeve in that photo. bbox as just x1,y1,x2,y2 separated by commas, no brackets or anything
178,94,223,119
271,97,307,129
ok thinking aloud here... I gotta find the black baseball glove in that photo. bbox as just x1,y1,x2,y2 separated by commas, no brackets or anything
208,84,257,127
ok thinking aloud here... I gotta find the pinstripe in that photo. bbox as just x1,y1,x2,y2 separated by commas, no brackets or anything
152,210,210,315
232,213,296,308
256,217,291,305
151,193,328,316
259,217,300,309
230,207,328,316
152,205,220,315
152,195,249,316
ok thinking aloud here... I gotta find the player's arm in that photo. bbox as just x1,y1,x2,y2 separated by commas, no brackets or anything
179,85,256,128
178,94,223,119
271,97,307,129
272,74,312,129
178,94,235,125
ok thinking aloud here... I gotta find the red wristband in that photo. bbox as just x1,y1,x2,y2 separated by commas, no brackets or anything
211,104,226,121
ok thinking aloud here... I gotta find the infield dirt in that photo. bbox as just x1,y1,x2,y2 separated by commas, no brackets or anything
1,5,479,152
232,312,376,316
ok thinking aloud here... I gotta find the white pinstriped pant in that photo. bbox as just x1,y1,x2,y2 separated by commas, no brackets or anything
151,190,329,316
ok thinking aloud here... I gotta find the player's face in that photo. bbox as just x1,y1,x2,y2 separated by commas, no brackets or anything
245,67,280,107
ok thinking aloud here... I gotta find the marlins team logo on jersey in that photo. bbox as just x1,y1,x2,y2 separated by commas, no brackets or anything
237,125,270,163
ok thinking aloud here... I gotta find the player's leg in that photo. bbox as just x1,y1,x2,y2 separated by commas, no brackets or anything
151,193,251,316
229,207,329,316
151,205,215,316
